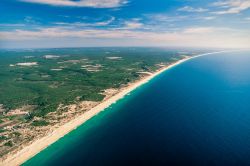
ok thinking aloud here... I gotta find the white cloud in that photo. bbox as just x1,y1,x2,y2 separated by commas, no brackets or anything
146,14,187,22
183,27,216,34
123,20,143,29
212,0,250,14
178,6,209,12
200,16,217,20
1,26,249,49
111,19,144,30
24,16,36,23
95,17,115,26
19,0,128,8
54,17,115,27
183,27,237,34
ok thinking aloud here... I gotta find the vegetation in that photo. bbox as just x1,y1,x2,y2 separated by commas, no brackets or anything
4,141,13,147
0,47,197,118
0,136,7,141
0,47,204,157
31,120,49,126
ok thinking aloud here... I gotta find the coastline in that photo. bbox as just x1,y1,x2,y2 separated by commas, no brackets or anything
0,51,228,166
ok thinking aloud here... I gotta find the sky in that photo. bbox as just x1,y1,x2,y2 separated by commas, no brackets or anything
0,0,250,49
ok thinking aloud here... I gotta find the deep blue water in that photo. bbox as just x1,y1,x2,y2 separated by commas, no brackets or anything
24,51,250,166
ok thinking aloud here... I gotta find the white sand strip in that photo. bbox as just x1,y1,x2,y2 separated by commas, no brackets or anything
1,51,232,166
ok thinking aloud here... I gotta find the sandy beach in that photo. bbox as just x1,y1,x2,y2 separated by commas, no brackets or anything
0,51,228,166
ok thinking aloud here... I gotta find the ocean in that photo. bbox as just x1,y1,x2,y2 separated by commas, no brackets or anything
24,51,250,166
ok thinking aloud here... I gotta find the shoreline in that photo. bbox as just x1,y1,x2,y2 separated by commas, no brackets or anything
0,51,228,166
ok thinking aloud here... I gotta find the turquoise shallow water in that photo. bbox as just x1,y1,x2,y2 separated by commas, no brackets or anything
24,51,250,166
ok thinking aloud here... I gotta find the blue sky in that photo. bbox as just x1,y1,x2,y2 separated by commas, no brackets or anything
0,0,250,48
